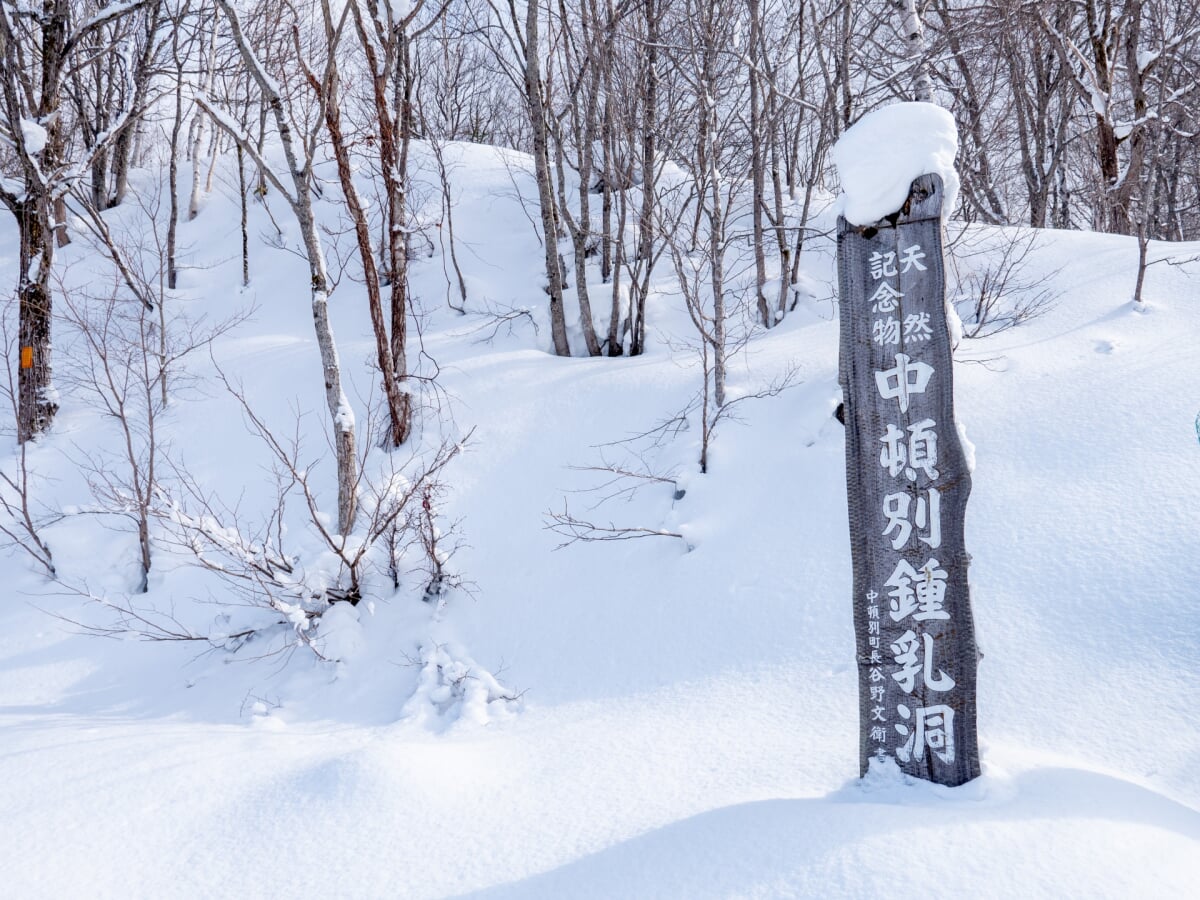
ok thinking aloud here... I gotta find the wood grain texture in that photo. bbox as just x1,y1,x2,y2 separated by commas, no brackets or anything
837,174,980,786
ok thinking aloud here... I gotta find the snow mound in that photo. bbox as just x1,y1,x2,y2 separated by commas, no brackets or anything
833,102,959,225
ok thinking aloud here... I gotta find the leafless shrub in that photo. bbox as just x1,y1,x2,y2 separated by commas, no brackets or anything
948,227,1059,339
153,370,472,655
567,453,680,507
692,362,803,475
544,412,686,550
545,363,799,549
44,583,219,646
449,299,539,344
56,188,245,594
408,480,470,604
545,503,684,550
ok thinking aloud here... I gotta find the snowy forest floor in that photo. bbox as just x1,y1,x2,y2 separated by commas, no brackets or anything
0,142,1197,898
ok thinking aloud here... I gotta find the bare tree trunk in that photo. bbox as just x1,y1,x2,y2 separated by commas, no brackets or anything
602,7,621,353
306,13,410,450
391,24,415,418
699,30,726,409
187,21,214,221
609,180,625,354
238,144,249,286
839,0,853,128
603,95,621,353
600,93,613,285
15,205,58,442
347,0,425,447
549,0,602,356
212,0,357,533
630,0,657,357
748,0,770,328
1,0,157,441
167,5,187,289
523,0,571,356
894,0,934,103
0,2,70,441
424,131,468,310
770,130,791,316
1132,216,1149,308
111,3,163,208
934,0,1008,224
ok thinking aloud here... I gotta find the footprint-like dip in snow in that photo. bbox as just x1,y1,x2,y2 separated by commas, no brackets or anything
1094,339,1117,354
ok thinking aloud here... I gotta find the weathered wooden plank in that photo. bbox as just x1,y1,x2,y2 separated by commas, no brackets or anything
837,174,980,786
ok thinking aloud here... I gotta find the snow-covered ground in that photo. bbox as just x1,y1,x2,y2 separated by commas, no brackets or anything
0,141,1197,898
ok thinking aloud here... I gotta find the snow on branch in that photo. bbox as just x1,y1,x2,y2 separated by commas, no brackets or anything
193,92,297,207
210,0,321,219
62,0,156,59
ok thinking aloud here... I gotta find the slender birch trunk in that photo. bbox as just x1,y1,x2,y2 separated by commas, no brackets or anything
748,0,770,328
524,0,571,356
894,0,934,103
213,0,357,533
187,19,214,221
308,15,409,449
630,0,657,357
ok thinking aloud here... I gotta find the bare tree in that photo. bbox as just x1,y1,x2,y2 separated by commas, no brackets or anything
627,0,661,356
948,227,1059,338
201,0,359,534
510,0,571,355
1038,0,1200,236
660,0,753,409
894,0,935,103
304,0,411,449
0,0,153,442
161,377,470,626
58,181,243,593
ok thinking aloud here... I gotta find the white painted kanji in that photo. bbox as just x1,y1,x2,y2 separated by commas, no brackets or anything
885,557,950,621
879,418,939,482
905,419,939,480
874,353,934,413
895,703,955,764
881,488,941,550
899,243,928,273
869,250,898,279
879,424,907,478
890,630,956,694
869,282,904,314
873,317,901,346
903,311,932,341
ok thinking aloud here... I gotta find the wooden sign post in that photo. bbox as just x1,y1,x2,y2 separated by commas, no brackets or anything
837,174,981,786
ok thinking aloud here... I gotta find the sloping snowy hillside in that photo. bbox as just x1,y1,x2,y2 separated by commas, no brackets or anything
0,141,1197,899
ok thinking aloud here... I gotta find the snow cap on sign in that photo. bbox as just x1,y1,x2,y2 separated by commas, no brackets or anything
832,102,959,226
